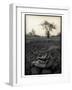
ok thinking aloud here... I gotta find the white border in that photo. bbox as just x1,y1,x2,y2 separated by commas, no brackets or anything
9,4,70,86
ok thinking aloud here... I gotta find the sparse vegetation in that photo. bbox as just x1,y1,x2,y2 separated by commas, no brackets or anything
25,35,61,75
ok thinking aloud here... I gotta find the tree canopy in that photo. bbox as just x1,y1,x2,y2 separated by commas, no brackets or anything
41,21,56,38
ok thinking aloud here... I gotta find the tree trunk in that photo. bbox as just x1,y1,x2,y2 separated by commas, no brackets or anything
47,31,50,38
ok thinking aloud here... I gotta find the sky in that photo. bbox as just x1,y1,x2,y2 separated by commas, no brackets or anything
26,15,62,36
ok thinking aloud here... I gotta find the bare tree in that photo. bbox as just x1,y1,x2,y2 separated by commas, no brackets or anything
41,21,56,38
31,29,36,36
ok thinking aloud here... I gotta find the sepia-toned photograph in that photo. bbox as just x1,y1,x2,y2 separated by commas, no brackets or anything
25,14,62,75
